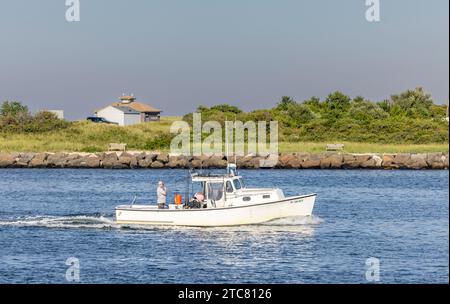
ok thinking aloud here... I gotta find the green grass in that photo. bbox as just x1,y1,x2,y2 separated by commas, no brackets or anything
0,116,448,154
278,142,449,154
0,116,181,153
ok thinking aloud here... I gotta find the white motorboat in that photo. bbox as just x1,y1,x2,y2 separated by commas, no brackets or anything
115,165,316,227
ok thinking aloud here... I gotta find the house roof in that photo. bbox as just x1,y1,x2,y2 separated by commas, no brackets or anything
112,106,140,114
95,96,161,114
110,101,161,113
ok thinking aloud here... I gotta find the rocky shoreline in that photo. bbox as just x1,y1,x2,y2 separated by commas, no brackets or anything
0,152,448,169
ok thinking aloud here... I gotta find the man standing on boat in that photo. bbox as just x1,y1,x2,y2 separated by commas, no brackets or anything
157,181,167,209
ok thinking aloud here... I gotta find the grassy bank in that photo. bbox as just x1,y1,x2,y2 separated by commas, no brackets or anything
0,117,180,153
279,142,449,154
0,116,447,153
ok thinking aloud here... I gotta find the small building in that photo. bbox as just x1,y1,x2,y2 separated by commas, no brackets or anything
95,95,161,126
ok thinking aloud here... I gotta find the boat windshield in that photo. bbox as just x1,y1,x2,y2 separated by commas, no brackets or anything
233,179,242,190
239,178,245,188
208,182,224,201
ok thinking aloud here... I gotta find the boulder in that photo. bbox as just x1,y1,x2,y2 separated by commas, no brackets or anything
129,155,139,168
150,160,165,168
409,154,428,169
66,154,100,168
81,155,101,168
166,157,177,168
320,153,343,169
156,153,169,163
135,152,147,162
66,153,81,160
259,154,279,169
102,153,121,169
0,153,16,168
237,154,260,168
166,156,190,168
358,155,382,169
190,157,203,169
15,153,36,168
372,155,383,168
342,154,369,169
360,158,375,168
118,152,135,168
167,156,185,168
392,153,411,169
278,153,301,169
300,153,321,169
250,157,261,169
189,155,213,168
203,156,227,168
382,154,397,169
47,153,67,168
66,155,84,168
29,153,48,168
137,153,154,168
426,153,445,169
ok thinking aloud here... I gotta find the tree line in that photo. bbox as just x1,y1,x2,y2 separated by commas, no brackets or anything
183,88,448,144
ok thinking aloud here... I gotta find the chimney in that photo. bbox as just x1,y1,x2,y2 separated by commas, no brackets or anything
119,94,135,104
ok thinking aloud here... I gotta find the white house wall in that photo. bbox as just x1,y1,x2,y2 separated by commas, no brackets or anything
97,106,124,126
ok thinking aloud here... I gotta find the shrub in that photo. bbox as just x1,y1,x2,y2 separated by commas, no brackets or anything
0,101,71,133
210,104,242,114
349,99,389,122
0,101,28,117
144,134,174,150
390,87,434,118
324,91,351,117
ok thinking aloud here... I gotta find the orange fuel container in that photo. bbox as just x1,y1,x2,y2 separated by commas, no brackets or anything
174,194,182,205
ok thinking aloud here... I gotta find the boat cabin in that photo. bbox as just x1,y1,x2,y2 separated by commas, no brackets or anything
185,169,285,209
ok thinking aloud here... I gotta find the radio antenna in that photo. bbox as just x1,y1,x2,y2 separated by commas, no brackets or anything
225,116,229,166
234,115,237,165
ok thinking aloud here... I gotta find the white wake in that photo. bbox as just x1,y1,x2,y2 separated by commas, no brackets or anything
0,215,119,229
0,215,324,230
262,215,324,226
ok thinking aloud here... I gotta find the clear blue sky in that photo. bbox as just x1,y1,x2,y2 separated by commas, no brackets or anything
0,0,448,119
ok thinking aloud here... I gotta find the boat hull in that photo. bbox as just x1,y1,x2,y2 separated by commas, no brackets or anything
115,194,316,227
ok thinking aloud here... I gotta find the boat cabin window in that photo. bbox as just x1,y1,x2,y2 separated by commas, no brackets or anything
233,179,242,190
239,178,245,188
207,182,224,201
225,181,234,193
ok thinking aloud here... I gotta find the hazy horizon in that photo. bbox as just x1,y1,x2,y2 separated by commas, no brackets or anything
0,0,448,120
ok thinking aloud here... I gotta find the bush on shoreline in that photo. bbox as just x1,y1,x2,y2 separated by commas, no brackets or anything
0,101,71,133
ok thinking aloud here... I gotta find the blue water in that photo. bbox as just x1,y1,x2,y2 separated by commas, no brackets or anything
0,169,448,284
